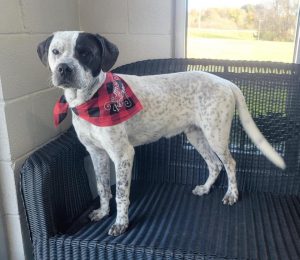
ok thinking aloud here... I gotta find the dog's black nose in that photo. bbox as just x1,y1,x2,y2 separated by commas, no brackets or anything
57,63,72,77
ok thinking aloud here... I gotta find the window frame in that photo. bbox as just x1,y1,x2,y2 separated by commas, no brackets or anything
293,8,300,63
173,0,187,58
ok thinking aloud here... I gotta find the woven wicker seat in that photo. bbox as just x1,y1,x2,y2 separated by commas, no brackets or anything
21,59,300,259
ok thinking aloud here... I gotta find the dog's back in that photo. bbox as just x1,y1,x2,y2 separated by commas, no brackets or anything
120,71,236,146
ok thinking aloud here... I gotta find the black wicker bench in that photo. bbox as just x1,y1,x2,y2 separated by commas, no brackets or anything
21,59,300,260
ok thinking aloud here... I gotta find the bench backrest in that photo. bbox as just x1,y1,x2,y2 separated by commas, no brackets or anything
114,59,300,194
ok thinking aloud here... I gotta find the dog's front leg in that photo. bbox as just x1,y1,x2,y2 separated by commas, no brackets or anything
87,148,112,221
108,145,135,236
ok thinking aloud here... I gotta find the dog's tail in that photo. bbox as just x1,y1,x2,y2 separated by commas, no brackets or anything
230,84,286,170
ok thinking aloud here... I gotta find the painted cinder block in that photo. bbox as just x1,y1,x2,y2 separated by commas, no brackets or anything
128,0,172,34
80,0,128,34
0,214,8,260
102,34,172,67
31,88,63,147
0,162,20,215
4,213,26,260
4,95,36,160
21,0,79,32
0,76,3,101
0,34,52,100
0,102,11,161
0,0,23,33
4,88,64,160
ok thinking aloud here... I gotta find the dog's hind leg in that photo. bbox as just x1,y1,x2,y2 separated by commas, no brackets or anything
185,127,223,196
215,149,238,205
198,106,239,205
203,139,238,205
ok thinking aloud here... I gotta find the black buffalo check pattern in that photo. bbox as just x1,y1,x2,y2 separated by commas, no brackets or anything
53,73,143,127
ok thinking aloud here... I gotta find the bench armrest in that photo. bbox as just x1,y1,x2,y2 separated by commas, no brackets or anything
21,128,93,239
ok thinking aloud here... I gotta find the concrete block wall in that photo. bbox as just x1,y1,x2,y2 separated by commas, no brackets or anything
0,0,182,259
79,0,175,67
0,0,79,259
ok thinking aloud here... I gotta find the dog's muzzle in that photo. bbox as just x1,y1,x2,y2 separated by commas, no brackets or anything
54,63,74,87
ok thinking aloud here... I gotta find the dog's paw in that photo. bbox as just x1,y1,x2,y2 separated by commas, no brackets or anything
222,190,238,205
192,185,209,196
89,208,109,221
108,223,128,236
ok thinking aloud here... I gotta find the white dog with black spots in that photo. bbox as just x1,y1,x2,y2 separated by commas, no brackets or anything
37,31,285,236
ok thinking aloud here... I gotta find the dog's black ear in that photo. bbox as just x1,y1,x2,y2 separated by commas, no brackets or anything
94,34,119,72
37,35,54,67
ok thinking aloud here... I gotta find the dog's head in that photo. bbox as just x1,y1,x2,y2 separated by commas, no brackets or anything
37,31,119,89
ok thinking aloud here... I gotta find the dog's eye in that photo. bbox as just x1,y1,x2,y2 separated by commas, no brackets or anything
78,49,90,58
52,49,60,55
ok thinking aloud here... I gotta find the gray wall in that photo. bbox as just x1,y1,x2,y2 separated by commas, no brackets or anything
79,0,174,67
0,0,176,258
0,0,79,259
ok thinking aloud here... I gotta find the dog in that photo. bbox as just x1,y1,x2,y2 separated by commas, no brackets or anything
37,31,286,236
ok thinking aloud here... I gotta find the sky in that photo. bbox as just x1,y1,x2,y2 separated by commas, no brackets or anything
188,0,272,10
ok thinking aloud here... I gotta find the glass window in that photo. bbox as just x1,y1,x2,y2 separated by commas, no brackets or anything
187,0,299,62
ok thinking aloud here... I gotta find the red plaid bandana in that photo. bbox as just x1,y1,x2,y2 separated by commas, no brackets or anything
53,73,143,127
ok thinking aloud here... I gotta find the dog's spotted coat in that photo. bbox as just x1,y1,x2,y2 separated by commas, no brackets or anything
37,31,285,236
